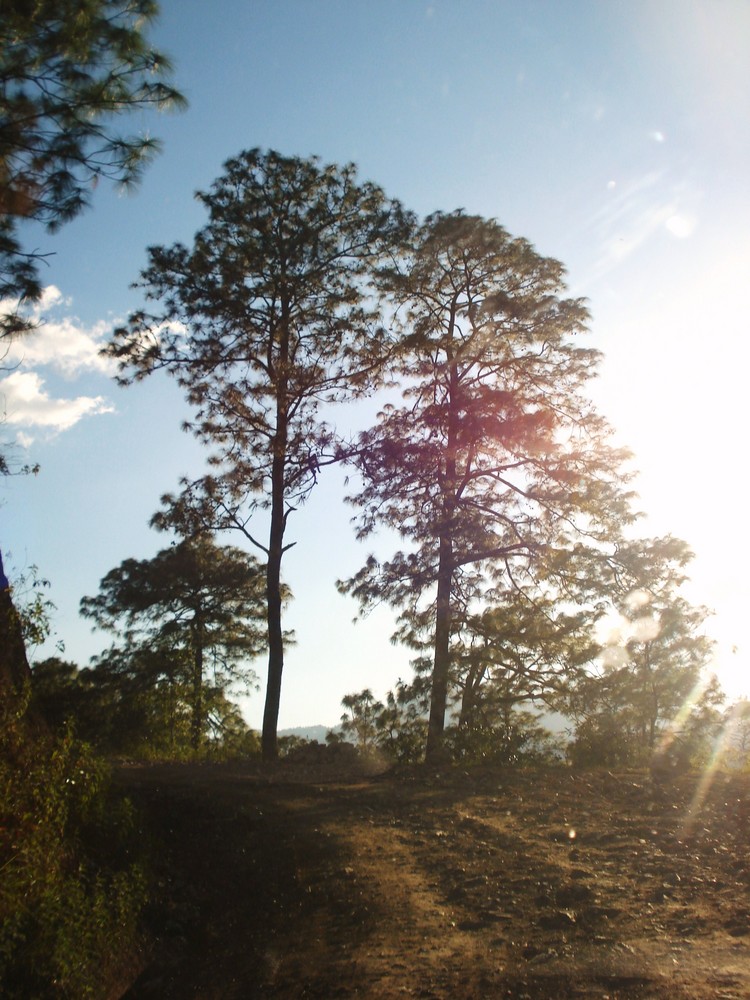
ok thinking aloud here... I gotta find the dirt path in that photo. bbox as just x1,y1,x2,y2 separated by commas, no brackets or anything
115,762,750,999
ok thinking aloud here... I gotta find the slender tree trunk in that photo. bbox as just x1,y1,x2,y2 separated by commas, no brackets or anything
262,472,285,760
458,661,486,730
190,616,204,751
641,647,659,752
168,671,176,754
426,532,454,761
0,551,33,702
501,699,513,730
425,323,459,764
0,551,46,736
262,305,290,761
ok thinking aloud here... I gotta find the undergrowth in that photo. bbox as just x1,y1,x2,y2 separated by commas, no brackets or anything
0,692,148,998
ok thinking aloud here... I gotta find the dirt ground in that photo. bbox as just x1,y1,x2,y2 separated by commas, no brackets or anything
113,759,750,999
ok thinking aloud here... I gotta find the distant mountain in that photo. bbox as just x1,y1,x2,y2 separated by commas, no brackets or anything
278,725,332,744
278,711,569,747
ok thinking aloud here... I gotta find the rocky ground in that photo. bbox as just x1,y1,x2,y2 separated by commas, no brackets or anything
114,759,750,999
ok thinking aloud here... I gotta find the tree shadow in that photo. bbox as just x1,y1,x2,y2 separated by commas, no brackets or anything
118,764,387,998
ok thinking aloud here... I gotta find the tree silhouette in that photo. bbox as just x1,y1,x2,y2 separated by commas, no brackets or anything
80,535,265,749
108,149,409,758
341,211,634,761
564,535,719,767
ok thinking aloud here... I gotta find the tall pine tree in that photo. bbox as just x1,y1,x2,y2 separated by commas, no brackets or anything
341,211,635,760
108,150,409,757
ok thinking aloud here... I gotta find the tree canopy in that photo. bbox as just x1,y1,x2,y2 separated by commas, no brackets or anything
0,0,184,338
80,535,266,750
340,211,636,760
563,535,719,768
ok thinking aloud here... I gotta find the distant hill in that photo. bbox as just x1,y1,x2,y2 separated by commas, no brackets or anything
278,710,568,747
278,725,332,744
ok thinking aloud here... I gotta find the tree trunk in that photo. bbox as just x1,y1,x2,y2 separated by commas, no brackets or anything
0,552,32,697
458,660,487,730
190,615,205,751
262,487,285,760
426,532,453,762
262,306,290,762
425,324,459,764
168,670,176,754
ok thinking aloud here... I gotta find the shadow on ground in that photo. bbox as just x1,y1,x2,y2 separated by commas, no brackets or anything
115,762,750,999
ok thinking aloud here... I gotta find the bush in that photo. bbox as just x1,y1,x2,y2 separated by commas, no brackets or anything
566,714,644,769
0,694,148,998
443,717,561,766
377,723,427,765
567,705,722,772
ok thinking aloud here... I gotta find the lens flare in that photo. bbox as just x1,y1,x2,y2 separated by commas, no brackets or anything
674,682,744,836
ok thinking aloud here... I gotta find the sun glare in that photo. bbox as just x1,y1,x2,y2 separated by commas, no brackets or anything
679,690,747,836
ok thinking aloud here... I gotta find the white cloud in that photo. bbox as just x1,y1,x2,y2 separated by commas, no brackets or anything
36,286,66,310
9,316,115,377
2,285,116,378
1,369,114,437
1,286,116,441
15,431,34,449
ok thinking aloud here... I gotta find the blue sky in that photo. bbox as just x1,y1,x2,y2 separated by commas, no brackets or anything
2,0,749,729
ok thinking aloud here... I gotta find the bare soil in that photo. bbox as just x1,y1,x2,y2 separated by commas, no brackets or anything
114,760,750,999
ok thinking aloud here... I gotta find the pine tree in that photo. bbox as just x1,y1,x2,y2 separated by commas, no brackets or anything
80,535,266,750
0,0,184,338
341,211,634,760
107,149,409,757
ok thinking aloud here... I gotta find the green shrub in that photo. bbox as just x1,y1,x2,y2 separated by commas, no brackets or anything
443,717,561,766
0,695,148,998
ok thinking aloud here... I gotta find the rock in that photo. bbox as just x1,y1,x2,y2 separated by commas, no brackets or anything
539,910,576,930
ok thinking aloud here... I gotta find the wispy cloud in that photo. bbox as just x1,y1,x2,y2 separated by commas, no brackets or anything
581,171,700,285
